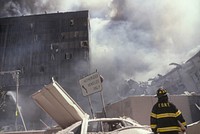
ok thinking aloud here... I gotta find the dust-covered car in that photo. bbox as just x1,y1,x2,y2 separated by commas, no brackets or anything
57,117,152,134
32,81,153,134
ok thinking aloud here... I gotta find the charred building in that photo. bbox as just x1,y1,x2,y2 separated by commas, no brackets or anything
0,10,90,130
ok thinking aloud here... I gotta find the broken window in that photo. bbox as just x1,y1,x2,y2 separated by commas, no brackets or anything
70,19,74,26
50,44,59,52
50,44,58,60
65,53,72,60
30,23,34,30
80,41,88,48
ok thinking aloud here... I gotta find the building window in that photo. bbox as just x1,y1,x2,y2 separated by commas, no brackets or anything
70,19,74,26
30,23,34,30
80,41,88,48
39,65,45,73
65,53,72,60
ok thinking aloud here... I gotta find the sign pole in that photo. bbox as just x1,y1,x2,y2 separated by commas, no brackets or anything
79,72,104,119
100,91,107,117
88,96,95,119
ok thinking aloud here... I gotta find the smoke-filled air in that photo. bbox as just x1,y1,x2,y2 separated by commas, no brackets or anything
1,0,200,97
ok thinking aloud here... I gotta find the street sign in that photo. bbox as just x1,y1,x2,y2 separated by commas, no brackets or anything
79,72,103,96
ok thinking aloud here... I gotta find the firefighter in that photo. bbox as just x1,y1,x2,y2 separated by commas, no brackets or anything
150,88,187,134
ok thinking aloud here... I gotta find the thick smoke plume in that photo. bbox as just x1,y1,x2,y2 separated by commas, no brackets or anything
1,0,200,107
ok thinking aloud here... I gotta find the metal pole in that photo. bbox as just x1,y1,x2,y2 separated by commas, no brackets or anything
88,96,95,118
82,85,95,118
100,91,107,117
15,71,27,131
16,71,19,131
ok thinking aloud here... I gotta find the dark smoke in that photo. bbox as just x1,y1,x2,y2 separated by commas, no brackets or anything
0,0,83,17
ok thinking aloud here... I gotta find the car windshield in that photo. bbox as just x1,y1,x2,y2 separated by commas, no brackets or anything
87,120,126,133
72,124,82,134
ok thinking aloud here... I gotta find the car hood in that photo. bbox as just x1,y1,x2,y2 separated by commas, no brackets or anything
32,81,89,129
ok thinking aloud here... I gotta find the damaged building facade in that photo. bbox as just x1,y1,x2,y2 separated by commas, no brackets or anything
117,50,200,97
147,50,200,95
0,10,90,130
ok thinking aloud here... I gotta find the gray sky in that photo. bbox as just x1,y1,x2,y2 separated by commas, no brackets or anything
1,0,200,82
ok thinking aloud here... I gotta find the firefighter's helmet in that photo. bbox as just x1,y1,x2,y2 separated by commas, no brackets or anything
156,88,168,98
